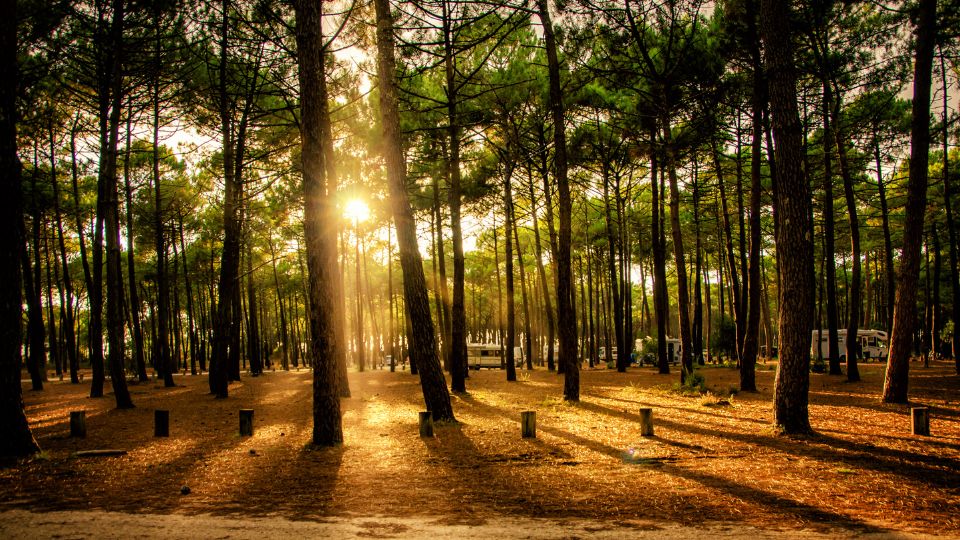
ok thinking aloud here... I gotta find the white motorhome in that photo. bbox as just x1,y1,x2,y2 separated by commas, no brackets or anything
467,343,503,369
636,337,681,365
811,329,888,361
467,343,524,369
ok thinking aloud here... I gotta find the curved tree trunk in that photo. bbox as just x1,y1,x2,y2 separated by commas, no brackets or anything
373,0,454,420
883,0,936,403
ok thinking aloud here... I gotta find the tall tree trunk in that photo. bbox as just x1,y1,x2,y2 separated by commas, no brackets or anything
513,208,533,370
820,80,842,375
834,92,862,382
504,163,517,381
122,116,147,382
245,237,262,376
650,145,669,373
939,49,959,365
22,172,45,390
49,124,80,384
527,169,556,370
692,170,704,367
873,133,895,334
100,0,133,408
537,0,577,399
267,237,289,370
354,221,365,372
762,0,815,434
442,0,467,392
373,0,454,420
740,8,763,391
177,211,198,375
713,139,743,360
0,0,40,454
664,121,693,380
931,225,942,361
883,0,936,403
45,225,62,379
152,28,174,388
602,167,624,372
293,0,344,445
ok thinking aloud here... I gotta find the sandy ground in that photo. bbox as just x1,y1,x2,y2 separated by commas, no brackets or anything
4,361,960,538
0,509,945,539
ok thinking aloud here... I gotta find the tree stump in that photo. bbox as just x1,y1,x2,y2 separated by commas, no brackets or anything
639,408,654,436
154,410,170,437
912,407,930,436
239,409,254,437
521,411,536,438
70,411,86,438
418,411,433,438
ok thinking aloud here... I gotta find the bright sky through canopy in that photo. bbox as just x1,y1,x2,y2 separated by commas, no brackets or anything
344,199,370,223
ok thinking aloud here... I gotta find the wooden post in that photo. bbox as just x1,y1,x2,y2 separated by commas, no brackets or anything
69,410,86,438
912,407,930,436
521,411,536,438
239,409,254,436
154,410,170,437
639,408,654,436
418,411,433,437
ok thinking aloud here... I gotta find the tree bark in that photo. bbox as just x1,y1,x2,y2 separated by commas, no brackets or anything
650,144,669,374
100,0,133,409
740,6,763,391
0,0,40,456
882,0,936,403
833,91,861,382
373,0,454,420
122,117,148,382
293,0,344,445
663,121,693,381
761,0,814,434
536,0,577,398
939,49,959,365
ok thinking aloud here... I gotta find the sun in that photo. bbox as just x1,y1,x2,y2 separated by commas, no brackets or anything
344,199,370,223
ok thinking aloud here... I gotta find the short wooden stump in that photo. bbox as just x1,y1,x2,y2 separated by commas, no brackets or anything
239,409,254,437
70,411,86,438
521,411,536,438
419,412,434,438
912,407,930,436
639,408,654,437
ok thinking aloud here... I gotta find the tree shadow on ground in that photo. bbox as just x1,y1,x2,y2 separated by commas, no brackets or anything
454,393,886,532
576,399,960,491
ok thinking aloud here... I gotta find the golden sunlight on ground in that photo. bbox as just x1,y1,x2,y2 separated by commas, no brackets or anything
3,362,959,536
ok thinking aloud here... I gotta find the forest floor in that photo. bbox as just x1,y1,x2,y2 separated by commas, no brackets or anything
2,359,959,538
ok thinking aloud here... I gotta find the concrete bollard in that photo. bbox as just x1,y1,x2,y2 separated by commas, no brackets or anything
639,408,654,437
419,412,434,437
70,411,86,438
521,411,536,438
239,409,254,437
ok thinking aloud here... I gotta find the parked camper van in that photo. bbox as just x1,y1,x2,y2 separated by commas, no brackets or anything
467,343,524,369
810,329,888,361
467,343,502,369
636,337,681,366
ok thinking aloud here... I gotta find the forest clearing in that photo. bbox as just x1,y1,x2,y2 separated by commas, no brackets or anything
3,0,960,537
3,362,959,537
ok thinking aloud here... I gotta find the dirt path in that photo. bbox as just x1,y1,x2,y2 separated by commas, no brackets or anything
0,509,940,539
